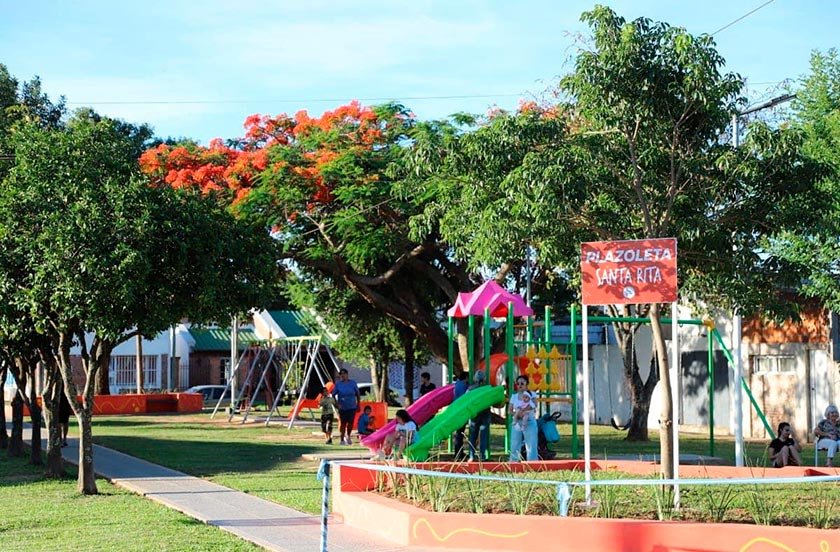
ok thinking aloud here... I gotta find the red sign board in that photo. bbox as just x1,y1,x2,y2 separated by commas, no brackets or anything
580,238,677,305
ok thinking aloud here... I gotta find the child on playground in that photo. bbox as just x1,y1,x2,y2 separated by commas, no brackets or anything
768,421,802,467
319,383,337,445
380,409,418,459
357,405,375,436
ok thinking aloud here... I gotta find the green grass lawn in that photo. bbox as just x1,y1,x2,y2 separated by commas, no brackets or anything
81,412,783,518
2,410,827,551
0,453,263,551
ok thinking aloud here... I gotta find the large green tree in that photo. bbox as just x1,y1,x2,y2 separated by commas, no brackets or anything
0,114,278,493
408,7,824,479
141,102,477,368
772,49,840,308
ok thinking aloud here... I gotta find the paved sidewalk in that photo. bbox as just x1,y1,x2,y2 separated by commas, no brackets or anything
23,428,434,552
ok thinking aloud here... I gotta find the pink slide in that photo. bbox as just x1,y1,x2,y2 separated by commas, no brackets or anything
360,384,455,452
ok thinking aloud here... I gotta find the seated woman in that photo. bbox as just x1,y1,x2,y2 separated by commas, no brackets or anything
815,404,840,467
768,422,802,467
379,409,418,459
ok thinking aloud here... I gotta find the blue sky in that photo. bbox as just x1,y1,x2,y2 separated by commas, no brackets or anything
1,1,836,144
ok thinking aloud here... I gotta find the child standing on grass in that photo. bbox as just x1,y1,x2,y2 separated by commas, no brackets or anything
768,421,802,467
319,382,337,445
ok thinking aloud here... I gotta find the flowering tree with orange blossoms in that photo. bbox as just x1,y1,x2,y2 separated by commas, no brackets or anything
142,102,475,365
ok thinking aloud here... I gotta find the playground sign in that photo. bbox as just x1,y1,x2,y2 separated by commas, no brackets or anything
580,238,677,305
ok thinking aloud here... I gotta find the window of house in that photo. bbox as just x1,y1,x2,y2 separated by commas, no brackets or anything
752,355,797,374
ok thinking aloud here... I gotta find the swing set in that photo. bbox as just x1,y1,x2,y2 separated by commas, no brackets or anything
210,336,343,427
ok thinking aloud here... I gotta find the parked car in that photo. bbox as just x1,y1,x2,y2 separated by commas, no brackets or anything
185,385,268,408
185,385,230,407
357,383,402,407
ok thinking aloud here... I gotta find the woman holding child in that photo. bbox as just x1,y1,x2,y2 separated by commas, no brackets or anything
509,375,538,462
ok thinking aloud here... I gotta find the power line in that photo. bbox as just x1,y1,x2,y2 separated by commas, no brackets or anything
710,0,776,36
65,93,523,107
64,4,781,109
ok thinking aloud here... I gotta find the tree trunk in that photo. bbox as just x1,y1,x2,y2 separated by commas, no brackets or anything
135,334,143,394
344,274,458,367
0,364,8,449
649,304,674,480
56,330,106,494
95,362,110,395
77,406,96,493
369,357,380,399
8,393,24,457
42,363,65,478
612,315,660,442
402,333,416,405
27,375,42,466
455,319,469,376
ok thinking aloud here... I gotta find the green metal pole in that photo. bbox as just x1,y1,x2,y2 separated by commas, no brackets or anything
544,305,551,343
447,316,454,385
707,329,715,457
527,314,534,343
468,315,475,374
570,304,579,459
544,305,551,406
484,308,491,376
505,304,514,454
710,328,776,439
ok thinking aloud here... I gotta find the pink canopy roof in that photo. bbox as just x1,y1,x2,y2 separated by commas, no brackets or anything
447,280,534,318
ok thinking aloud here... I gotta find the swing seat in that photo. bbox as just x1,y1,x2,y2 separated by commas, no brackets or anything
291,397,321,419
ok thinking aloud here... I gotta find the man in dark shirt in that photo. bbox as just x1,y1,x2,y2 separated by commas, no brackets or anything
419,372,436,396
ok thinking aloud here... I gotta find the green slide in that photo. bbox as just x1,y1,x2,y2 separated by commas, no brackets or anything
404,385,505,462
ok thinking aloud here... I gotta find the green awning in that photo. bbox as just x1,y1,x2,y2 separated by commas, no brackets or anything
189,328,262,352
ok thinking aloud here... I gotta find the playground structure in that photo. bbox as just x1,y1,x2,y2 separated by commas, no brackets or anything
384,278,776,464
211,336,343,426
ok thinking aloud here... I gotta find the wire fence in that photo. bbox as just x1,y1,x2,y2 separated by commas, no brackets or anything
329,460,840,517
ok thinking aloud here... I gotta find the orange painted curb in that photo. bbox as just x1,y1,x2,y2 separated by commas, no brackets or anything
22,393,203,416
332,461,840,552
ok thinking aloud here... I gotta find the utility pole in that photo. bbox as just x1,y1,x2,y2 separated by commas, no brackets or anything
730,92,795,467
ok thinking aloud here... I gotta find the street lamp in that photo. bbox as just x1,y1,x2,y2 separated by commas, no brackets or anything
730,92,796,466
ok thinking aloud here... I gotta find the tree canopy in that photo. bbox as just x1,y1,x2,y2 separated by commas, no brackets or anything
0,110,279,493
141,101,476,365
404,6,827,479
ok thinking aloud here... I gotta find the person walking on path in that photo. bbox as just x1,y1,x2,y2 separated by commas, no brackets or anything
319,382,337,444
58,383,73,447
332,368,360,445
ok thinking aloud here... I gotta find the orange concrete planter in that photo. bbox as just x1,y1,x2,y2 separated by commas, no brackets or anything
332,461,840,552
23,393,203,415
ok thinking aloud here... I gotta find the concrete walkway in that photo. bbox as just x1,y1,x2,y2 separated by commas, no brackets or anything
22,428,438,552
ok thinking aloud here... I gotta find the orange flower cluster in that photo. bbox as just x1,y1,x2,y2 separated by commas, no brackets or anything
517,99,562,119
139,141,261,202
140,102,397,212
